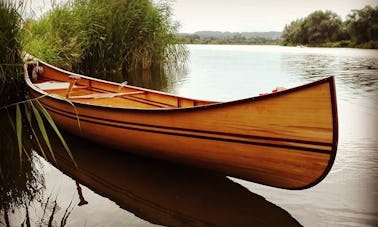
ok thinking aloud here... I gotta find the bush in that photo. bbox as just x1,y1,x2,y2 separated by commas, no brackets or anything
356,40,378,49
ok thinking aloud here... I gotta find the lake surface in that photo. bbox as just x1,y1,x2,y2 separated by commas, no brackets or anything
1,45,377,226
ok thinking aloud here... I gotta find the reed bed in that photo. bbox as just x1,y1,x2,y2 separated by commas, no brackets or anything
2,0,184,172
1,0,76,174
23,0,188,77
0,0,24,106
1,0,183,222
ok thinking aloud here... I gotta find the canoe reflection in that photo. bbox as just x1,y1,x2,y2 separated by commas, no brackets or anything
43,133,301,227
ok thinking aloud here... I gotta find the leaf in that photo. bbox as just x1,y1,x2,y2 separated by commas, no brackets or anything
50,94,81,130
25,102,48,160
16,104,22,169
30,101,57,164
35,100,77,167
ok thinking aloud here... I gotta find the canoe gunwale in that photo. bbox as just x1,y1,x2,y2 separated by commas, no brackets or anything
25,61,336,113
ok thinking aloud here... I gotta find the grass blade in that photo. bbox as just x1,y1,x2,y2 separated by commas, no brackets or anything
29,101,57,164
50,94,81,130
16,104,22,168
34,100,77,167
24,102,48,160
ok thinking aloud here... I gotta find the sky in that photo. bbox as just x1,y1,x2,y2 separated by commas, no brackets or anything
168,0,378,33
30,0,378,33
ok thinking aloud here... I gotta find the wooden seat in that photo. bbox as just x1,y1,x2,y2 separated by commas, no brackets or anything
68,91,145,99
35,81,71,90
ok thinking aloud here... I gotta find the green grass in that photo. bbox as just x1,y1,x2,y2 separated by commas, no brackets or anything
0,0,24,106
1,0,76,172
1,0,186,175
23,0,188,76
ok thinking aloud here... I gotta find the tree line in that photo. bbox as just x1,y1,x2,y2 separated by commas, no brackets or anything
178,31,281,45
282,5,378,48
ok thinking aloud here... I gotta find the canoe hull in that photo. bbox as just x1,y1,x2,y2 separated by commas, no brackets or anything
25,60,338,189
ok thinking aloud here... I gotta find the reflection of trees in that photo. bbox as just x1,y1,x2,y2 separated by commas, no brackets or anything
0,112,44,226
281,54,337,82
281,52,378,97
92,64,189,94
126,68,170,91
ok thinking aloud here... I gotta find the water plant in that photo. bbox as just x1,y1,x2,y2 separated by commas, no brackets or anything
1,0,77,172
0,0,24,106
23,0,188,77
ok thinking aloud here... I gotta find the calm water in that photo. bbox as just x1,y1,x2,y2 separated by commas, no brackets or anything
1,45,377,226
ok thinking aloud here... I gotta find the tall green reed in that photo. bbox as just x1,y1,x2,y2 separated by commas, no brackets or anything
0,117,44,226
0,0,24,106
23,0,188,77
1,0,76,170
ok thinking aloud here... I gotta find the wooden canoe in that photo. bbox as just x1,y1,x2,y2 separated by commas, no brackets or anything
24,57,338,190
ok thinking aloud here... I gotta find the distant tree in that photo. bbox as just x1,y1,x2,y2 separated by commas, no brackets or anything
345,6,378,44
282,10,344,45
305,10,343,44
281,19,307,45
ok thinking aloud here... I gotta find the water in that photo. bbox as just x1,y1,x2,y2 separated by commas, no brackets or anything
1,45,377,226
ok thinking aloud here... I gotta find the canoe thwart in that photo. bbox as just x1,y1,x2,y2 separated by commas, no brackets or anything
66,74,83,98
68,75,82,80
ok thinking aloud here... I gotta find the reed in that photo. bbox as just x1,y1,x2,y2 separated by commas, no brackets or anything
1,0,76,170
23,0,188,76
0,111,44,223
0,0,24,106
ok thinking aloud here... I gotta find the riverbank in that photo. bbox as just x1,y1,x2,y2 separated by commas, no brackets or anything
177,33,378,49
283,40,378,49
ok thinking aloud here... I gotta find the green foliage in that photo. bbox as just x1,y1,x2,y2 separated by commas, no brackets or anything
282,10,344,45
0,0,24,106
345,5,378,44
305,11,344,44
0,111,44,215
281,19,307,46
179,31,281,45
23,0,188,76
1,98,78,169
282,6,378,48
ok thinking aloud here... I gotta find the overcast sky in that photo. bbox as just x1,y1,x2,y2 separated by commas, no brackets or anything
169,0,378,32
30,0,378,32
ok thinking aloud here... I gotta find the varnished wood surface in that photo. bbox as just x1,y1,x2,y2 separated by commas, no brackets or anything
24,59,338,189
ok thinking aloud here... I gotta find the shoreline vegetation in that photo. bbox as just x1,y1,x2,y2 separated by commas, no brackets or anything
177,31,282,45
178,5,378,49
22,0,188,76
1,0,189,175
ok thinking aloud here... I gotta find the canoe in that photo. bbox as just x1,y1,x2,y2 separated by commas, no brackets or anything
24,57,338,190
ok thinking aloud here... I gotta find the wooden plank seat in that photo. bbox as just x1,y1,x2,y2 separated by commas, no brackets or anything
34,81,85,90
68,91,146,99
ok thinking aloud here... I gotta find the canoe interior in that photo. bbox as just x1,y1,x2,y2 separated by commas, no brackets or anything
26,63,217,109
